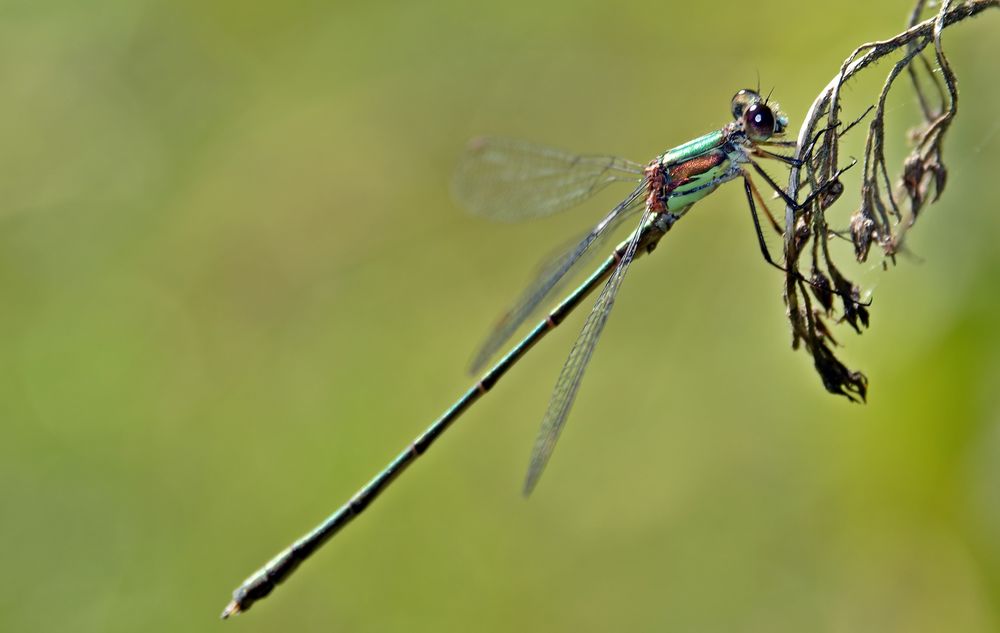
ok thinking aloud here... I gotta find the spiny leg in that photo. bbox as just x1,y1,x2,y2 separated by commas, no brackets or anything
741,166,871,309
747,159,855,210
741,174,789,276
745,174,784,236
756,139,798,148
753,147,803,167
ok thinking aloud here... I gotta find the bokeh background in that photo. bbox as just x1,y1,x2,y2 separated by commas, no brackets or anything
2,1,998,631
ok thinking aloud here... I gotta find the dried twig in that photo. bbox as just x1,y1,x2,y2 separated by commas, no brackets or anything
780,0,997,401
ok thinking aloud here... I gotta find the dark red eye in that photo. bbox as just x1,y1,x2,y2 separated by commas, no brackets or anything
744,102,775,141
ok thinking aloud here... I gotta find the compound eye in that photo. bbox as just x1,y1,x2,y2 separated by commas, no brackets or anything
731,89,759,119
744,102,776,141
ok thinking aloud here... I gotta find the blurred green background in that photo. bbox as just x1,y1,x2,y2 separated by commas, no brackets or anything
2,1,998,631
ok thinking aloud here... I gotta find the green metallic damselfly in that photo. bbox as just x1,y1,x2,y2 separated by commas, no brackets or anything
222,89,852,618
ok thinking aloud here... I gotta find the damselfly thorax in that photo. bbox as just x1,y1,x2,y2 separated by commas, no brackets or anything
645,89,789,215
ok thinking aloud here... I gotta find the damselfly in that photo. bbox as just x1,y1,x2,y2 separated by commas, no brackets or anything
221,89,850,618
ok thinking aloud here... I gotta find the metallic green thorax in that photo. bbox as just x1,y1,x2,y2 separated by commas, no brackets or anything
659,129,725,165
664,154,732,211
651,128,744,213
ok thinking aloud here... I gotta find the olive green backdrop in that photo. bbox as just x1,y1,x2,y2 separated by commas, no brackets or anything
2,1,998,631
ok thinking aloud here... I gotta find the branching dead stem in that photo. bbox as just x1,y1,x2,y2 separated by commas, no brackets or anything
779,0,996,401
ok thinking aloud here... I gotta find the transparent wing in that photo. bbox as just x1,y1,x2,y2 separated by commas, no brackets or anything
452,137,644,221
469,185,647,374
523,207,654,496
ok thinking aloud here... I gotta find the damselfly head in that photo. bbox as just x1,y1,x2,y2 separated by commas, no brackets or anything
731,88,788,142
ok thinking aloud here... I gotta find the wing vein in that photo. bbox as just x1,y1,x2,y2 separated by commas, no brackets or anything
523,207,653,495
